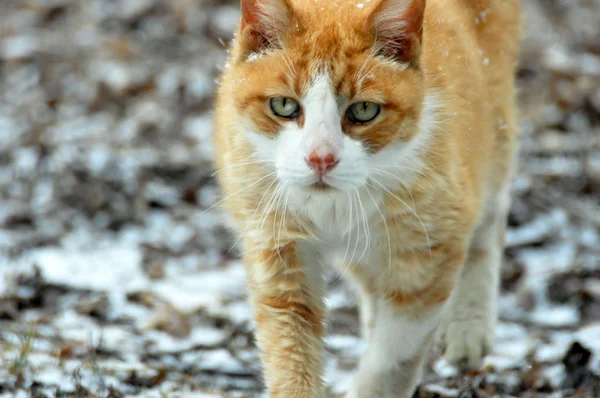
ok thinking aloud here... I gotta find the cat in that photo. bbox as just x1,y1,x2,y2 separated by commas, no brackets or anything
213,0,521,396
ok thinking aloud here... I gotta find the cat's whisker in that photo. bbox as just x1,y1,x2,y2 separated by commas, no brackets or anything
334,191,357,286
348,190,362,268
369,165,430,185
227,232,244,255
340,191,354,271
347,191,359,268
260,185,282,254
355,190,371,265
258,181,282,235
275,183,290,254
280,188,291,250
369,168,412,188
271,184,287,232
253,176,280,219
203,171,277,214
281,50,296,79
262,183,285,237
365,184,392,273
273,184,288,261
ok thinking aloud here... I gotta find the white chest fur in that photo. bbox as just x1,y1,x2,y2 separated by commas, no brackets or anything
288,186,388,268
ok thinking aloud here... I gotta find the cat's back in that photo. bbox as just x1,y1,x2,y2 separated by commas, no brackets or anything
423,0,520,66
422,0,521,200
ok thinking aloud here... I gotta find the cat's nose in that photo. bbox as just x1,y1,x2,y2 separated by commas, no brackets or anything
306,150,338,174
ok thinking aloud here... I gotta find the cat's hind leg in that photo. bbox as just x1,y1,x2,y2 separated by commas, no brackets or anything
435,192,510,369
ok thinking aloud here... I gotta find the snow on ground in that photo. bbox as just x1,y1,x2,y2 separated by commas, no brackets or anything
1,0,599,397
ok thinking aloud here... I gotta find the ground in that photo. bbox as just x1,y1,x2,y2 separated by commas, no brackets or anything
0,0,599,397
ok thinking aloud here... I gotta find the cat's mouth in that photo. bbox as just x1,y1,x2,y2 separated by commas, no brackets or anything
310,181,334,191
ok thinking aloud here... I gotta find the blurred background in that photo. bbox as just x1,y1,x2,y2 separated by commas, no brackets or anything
0,0,599,397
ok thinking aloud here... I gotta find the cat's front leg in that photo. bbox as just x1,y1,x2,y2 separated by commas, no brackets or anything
244,239,326,398
349,250,465,398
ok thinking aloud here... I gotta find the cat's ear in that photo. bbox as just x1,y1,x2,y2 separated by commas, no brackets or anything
240,0,292,54
370,0,426,66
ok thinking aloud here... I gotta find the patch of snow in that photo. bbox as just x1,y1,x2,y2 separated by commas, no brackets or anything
536,343,568,363
152,265,246,314
0,116,23,148
31,179,55,210
433,358,459,377
325,334,363,357
35,366,74,390
495,322,528,341
145,181,181,208
157,66,183,96
423,384,460,397
32,245,145,292
223,301,253,326
544,363,566,388
484,355,523,371
530,304,580,327
576,323,600,351
186,349,249,374
324,357,354,395
325,290,353,310
0,35,37,60
46,114,115,144
12,147,38,176
148,326,228,353
119,0,156,20
506,209,567,248
87,145,113,175
182,115,214,161
487,338,530,370
576,323,600,374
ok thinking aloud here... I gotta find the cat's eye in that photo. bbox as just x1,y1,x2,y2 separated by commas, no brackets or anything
347,102,381,124
270,97,301,119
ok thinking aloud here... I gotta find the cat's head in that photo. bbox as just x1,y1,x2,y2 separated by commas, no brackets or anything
227,0,438,194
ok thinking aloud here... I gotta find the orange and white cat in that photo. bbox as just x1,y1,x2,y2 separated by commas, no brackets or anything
213,0,521,396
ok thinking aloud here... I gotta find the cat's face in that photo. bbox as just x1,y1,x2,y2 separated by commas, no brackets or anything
230,0,434,194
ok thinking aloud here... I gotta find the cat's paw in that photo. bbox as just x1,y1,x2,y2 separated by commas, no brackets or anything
435,318,493,369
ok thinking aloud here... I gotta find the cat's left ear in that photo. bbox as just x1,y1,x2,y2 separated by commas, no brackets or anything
239,0,292,55
369,0,426,67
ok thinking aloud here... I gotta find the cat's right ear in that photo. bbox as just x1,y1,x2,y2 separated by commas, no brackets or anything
239,0,292,55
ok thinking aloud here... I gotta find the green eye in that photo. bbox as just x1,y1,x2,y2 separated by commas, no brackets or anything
348,102,381,124
270,97,301,119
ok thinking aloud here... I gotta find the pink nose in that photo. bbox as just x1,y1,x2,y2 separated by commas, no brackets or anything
306,150,338,174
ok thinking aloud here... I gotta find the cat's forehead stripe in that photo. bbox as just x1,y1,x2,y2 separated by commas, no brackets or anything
298,63,355,100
